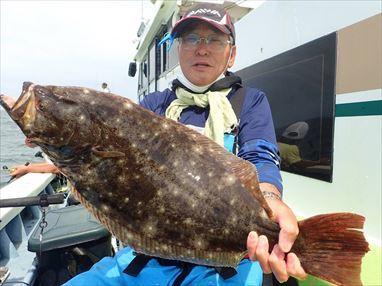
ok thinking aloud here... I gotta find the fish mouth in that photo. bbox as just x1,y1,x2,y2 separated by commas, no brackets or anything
0,82,37,134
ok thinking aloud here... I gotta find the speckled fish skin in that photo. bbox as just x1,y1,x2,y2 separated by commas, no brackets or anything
1,82,278,267
1,83,370,286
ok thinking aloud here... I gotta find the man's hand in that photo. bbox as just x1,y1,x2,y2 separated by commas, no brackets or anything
247,184,307,282
9,165,30,178
9,163,60,178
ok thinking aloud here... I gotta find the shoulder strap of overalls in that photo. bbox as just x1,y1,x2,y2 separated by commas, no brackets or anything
230,87,247,155
230,86,247,119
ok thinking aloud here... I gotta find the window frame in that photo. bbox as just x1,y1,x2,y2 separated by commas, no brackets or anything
236,32,337,182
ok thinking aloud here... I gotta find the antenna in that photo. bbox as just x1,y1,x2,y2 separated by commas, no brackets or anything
141,0,144,22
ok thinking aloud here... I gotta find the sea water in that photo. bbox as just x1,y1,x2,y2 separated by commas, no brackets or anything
0,108,44,188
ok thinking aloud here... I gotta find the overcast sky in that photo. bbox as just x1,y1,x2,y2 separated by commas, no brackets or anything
0,0,155,102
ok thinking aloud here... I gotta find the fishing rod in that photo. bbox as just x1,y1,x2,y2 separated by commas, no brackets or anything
2,152,45,184
0,193,65,208
2,162,30,183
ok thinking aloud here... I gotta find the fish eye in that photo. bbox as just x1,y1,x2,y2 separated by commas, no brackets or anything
36,100,45,111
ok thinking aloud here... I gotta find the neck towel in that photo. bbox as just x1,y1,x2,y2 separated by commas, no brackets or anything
165,87,238,147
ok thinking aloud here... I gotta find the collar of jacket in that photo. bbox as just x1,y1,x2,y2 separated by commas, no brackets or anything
171,72,242,94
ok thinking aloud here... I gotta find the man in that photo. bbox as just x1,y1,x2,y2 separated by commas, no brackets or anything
9,158,60,178
278,121,329,170
65,3,306,285
278,121,310,168
102,82,110,93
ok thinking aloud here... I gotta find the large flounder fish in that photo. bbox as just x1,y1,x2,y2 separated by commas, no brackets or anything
0,83,369,286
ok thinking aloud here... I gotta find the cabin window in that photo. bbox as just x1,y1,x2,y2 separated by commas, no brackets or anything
157,24,169,75
138,26,168,99
138,57,148,97
168,40,179,70
148,19,179,79
162,17,179,73
148,42,156,83
161,41,167,73
236,33,336,182
138,64,143,92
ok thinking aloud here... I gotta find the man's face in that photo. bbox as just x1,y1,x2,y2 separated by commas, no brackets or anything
178,23,236,86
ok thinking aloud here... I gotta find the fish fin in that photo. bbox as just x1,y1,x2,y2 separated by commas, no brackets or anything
126,237,245,268
71,186,246,268
230,157,274,218
295,213,369,286
92,147,125,158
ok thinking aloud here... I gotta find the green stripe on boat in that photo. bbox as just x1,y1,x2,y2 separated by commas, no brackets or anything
336,100,382,117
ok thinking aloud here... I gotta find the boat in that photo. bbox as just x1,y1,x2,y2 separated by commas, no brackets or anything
0,0,380,285
0,172,55,285
0,168,115,285
128,0,382,285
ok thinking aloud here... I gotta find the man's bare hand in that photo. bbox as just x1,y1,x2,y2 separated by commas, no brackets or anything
247,196,307,282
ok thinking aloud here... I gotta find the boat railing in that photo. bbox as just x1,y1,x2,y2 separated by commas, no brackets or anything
0,173,57,285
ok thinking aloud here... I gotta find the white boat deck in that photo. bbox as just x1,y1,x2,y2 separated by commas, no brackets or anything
0,173,56,285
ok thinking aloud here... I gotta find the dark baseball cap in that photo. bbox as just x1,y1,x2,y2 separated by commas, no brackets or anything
172,3,236,44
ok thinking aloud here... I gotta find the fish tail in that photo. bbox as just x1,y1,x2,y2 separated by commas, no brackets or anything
295,213,369,286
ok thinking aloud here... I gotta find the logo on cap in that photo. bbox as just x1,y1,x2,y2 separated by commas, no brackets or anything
187,9,222,18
